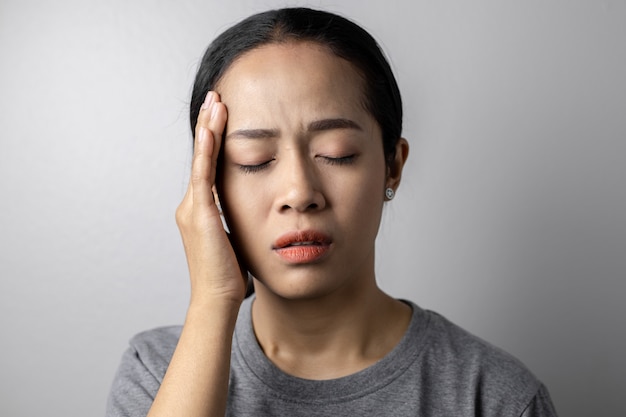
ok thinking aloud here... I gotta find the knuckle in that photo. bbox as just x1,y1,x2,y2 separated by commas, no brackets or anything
175,205,190,226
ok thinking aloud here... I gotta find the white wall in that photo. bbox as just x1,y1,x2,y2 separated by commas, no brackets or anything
1,1,624,416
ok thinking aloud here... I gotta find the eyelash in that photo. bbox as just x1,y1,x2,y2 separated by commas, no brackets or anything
321,155,357,166
238,160,274,174
237,155,357,174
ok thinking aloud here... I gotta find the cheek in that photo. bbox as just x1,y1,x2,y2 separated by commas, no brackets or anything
219,173,253,225
222,175,263,213
326,163,386,222
218,177,270,267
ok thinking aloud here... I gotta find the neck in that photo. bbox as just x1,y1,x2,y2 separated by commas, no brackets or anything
251,277,411,380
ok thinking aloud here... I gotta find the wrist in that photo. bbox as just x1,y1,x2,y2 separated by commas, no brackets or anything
186,296,242,325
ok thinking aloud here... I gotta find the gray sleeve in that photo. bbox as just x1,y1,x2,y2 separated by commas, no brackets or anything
521,384,559,417
105,346,160,417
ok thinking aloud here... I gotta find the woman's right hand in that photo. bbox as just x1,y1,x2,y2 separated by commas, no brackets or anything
148,92,245,416
175,91,247,307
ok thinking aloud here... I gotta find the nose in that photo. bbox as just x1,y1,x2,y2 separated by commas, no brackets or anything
275,153,326,213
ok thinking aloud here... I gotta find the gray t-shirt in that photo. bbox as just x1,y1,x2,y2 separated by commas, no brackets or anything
106,298,558,416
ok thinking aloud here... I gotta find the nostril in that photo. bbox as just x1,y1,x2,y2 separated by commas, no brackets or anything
280,202,320,212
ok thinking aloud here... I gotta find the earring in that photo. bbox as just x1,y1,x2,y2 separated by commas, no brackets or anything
385,187,395,200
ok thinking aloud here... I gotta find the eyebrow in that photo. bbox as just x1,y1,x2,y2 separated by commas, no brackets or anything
226,128,280,140
226,118,362,140
307,118,363,132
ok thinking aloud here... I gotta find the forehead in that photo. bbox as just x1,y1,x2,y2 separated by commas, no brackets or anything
215,41,369,124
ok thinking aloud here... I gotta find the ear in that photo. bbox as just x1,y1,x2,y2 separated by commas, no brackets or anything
385,138,409,195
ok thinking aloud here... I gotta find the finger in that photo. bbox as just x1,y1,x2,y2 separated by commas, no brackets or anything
194,91,217,142
190,124,215,211
181,91,215,209
187,91,220,211
207,101,227,179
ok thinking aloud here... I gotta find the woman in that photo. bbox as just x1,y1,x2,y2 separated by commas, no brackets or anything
107,8,558,416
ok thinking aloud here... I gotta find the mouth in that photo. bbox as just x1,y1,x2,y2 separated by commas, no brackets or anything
284,241,319,246
273,230,332,263
273,230,332,248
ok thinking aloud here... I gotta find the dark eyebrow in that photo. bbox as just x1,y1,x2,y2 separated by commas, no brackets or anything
225,118,361,140
308,118,362,132
226,128,280,140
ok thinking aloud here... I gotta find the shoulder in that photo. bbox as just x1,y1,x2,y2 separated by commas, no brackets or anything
129,325,183,352
106,326,183,416
424,309,533,374
413,306,548,414
126,325,183,379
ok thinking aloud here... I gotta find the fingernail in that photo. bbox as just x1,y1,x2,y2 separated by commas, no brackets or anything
201,91,214,110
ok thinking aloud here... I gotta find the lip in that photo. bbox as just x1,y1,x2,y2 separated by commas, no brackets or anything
273,230,332,264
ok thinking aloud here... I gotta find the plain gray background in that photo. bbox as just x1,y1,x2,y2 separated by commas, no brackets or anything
1,0,625,416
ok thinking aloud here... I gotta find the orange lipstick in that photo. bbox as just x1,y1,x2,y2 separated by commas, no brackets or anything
273,230,332,264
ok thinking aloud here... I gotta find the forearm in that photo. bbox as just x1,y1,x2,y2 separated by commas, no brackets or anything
147,301,240,417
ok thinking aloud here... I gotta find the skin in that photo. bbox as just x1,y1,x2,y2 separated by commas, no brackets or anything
149,41,410,417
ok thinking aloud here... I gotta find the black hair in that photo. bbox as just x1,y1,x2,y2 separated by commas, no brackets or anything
190,7,403,166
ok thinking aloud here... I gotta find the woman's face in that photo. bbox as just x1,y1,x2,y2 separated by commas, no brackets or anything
216,41,392,300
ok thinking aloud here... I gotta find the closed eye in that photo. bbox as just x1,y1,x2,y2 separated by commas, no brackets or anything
238,159,274,174
320,155,357,166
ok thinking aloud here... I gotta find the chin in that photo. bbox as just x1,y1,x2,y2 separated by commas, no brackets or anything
252,271,349,302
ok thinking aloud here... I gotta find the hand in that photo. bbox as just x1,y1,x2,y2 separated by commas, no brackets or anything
175,91,247,306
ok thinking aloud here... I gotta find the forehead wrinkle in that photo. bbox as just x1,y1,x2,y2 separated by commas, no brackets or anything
226,117,368,143
217,43,374,143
